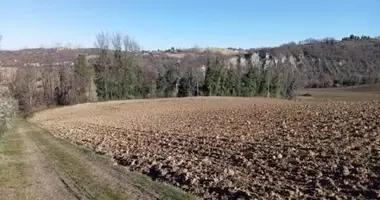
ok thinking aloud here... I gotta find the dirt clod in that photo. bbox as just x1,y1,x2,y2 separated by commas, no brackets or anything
30,97,380,199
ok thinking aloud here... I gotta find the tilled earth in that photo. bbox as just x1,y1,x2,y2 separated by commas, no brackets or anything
30,97,380,199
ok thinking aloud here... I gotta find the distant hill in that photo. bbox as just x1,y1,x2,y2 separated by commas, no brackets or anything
1,35,380,89
0,47,245,68
253,37,380,87
0,48,98,68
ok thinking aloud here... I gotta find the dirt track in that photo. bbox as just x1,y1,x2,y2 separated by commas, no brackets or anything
0,119,194,200
20,123,78,200
31,97,380,199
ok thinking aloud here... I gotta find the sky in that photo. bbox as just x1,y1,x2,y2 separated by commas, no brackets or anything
0,0,379,50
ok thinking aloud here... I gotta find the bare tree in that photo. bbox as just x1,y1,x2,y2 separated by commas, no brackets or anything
95,31,110,50
55,64,76,105
278,62,301,99
10,66,39,113
112,33,122,51
180,55,206,96
123,35,140,52
40,53,58,106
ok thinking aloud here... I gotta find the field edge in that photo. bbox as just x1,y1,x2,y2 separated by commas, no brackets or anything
27,118,199,200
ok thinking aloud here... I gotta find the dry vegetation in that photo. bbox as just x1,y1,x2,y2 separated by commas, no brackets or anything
298,84,380,101
30,97,380,199
0,83,17,135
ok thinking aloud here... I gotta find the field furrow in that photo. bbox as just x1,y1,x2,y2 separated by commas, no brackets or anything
30,97,380,199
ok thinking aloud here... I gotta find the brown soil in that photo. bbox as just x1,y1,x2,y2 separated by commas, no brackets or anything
31,97,380,199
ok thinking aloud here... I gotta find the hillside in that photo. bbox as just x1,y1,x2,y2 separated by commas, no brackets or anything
1,36,380,112
259,38,380,88
1,37,379,89
0,48,97,68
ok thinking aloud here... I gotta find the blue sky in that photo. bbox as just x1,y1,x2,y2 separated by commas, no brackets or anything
0,0,379,50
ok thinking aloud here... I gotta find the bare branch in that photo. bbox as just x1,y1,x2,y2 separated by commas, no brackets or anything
123,35,140,52
112,33,122,51
94,31,110,50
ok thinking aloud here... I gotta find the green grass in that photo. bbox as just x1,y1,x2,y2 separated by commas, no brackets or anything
30,127,130,200
0,128,23,154
0,126,27,200
130,173,198,200
75,145,198,200
0,162,25,185
30,121,198,200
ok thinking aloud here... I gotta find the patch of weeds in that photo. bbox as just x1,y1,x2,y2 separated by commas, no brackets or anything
128,171,198,200
0,129,23,156
32,131,130,200
300,93,312,97
0,162,26,185
30,121,198,200
0,125,26,200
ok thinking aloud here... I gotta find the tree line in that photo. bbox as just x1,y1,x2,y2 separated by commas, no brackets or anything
7,54,95,113
2,32,300,113
91,32,298,102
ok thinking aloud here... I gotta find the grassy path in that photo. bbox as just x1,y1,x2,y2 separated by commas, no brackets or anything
0,122,26,200
0,119,196,200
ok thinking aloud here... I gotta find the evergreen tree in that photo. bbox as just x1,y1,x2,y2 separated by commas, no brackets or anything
234,56,243,96
223,69,237,96
212,57,224,96
156,72,168,98
203,58,213,96
73,54,92,102
119,56,140,99
164,66,180,97
178,69,197,97
93,48,110,100
269,72,280,97
241,66,258,97
203,57,224,96
133,64,145,98
178,77,190,97
257,69,268,96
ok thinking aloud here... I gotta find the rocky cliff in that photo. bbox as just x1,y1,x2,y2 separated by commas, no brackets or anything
240,39,380,88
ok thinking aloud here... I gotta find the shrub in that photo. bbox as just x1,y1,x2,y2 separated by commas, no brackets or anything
300,93,312,97
0,88,18,135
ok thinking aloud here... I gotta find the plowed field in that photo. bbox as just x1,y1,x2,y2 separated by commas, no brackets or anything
30,97,380,199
